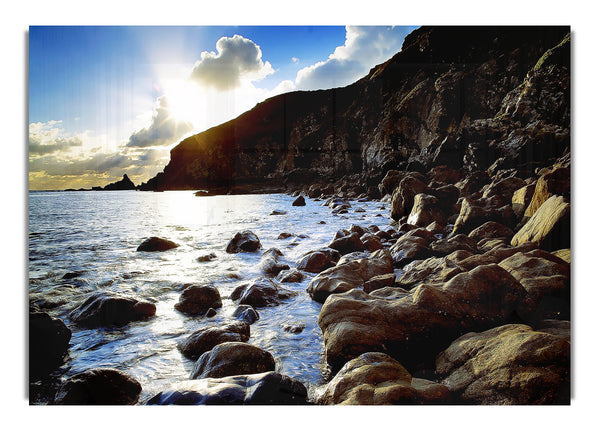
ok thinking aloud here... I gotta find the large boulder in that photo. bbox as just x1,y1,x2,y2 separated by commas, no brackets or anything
136,236,179,252
190,342,275,379
226,230,262,253
389,230,433,267
467,221,515,243
327,232,364,256
258,248,290,277
511,194,570,250
174,285,222,315
316,352,450,405
390,173,427,221
292,195,306,206
29,311,71,379
146,372,308,405
230,277,296,308
295,248,341,273
54,368,142,405
406,193,446,227
68,291,156,328
177,321,250,360
512,183,536,219
524,167,570,218
451,197,516,236
307,249,394,303
318,264,528,371
482,176,527,205
396,256,465,290
435,324,570,404
430,234,478,257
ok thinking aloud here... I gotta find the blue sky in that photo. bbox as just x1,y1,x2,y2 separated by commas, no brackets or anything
29,25,417,189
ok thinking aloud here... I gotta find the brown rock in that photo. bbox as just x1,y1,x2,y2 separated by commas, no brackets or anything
512,183,536,219
54,368,142,405
524,167,570,218
295,248,340,273
174,285,222,315
407,193,446,227
511,195,570,250
190,342,275,379
177,321,250,360
231,277,296,308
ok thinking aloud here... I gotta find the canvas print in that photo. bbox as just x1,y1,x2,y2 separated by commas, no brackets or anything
28,25,571,405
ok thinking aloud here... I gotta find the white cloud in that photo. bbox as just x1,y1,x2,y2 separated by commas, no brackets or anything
294,26,415,91
190,34,274,91
126,96,194,148
28,120,83,155
292,57,299,64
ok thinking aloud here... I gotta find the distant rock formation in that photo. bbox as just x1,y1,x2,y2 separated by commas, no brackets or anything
103,174,136,191
138,26,569,194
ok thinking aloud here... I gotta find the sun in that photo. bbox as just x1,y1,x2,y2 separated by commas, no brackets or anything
162,79,206,131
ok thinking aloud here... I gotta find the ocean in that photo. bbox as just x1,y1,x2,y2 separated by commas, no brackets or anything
28,190,392,402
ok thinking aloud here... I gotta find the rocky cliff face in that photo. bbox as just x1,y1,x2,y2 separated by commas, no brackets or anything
139,26,569,193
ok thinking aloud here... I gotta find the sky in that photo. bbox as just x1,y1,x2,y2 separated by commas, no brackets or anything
28,25,418,190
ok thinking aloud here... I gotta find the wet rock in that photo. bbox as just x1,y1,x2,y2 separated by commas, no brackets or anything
62,270,84,280
360,234,383,252
29,311,71,380
232,305,259,324
269,210,287,215
197,252,217,262
307,249,393,303
363,273,396,293
406,193,446,227
430,234,478,257
292,195,306,206
258,248,290,277
146,372,308,405
378,170,406,196
277,232,293,239
226,230,262,253
316,352,450,405
389,230,432,267
397,256,465,290
174,285,222,315
390,173,428,221
190,342,275,379
295,248,341,273
68,291,156,328
178,321,250,360
511,195,570,251
435,324,570,404
318,264,528,371
276,268,304,283
54,368,141,405
328,232,365,255
230,277,296,308
467,221,515,243
136,236,179,252
283,323,305,334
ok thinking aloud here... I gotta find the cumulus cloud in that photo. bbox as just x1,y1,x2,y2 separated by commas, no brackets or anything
28,120,83,155
294,26,416,91
126,96,194,148
190,34,274,91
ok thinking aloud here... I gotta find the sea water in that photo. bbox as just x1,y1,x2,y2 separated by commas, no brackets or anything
28,190,392,402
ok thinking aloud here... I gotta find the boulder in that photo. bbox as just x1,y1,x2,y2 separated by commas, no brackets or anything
327,232,364,255
406,193,446,227
68,291,156,328
292,195,306,206
318,264,528,371
54,368,142,405
146,372,308,405
430,234,479,257
177,321,250,360
390,173,427,221
363,273,396,293
197,252,217,262
378,170,406,196
174,285,222,315
190,342,275,379
295,248,341,273
226,230,262,253
360,233,384,252
552,249,570,264
316,352,450,405
451,197,516,236
136,236,179,252
232,305,259,324
511,195,570,250
29,311,71,379
258,248,290,277
482,176,527,205
307,249,394,303
467,221,515,243
435,324,570,404
230,277,296,308
389,230,432,267
276,268,305,283
396,256,465,290
512,183,536,219
524,167,570,218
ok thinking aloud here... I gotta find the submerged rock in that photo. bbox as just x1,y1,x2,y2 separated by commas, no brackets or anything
29,311,71,380
197,252,217,262
226,230,262,253
190,342,276,379
68,291,156,328
258,248,290,277
174,285,222,316
295,248,341,273
136,236,179,252
230,277,296,308
292,195,306,206
316,352,450,405
177,321,250,360
147,372,308,405
436,324,570,404
54,368,142,405
232,304,260,324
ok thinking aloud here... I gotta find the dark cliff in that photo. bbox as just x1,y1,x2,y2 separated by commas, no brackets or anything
139,26,570,193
